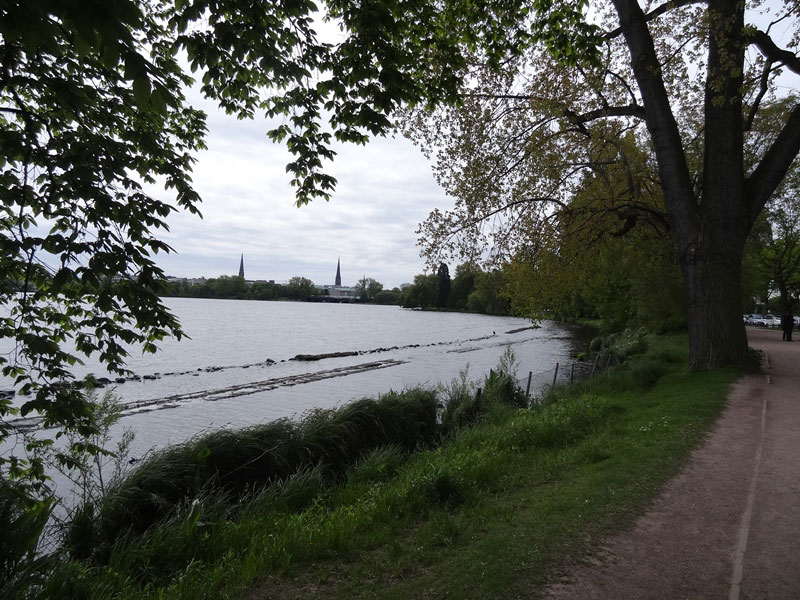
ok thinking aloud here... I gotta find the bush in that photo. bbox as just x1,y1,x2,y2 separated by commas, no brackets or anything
482,369,528,409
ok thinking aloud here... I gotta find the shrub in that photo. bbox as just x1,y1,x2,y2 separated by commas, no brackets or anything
482,368,527,409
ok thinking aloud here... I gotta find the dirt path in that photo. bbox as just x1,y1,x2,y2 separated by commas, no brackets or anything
544,327,800,600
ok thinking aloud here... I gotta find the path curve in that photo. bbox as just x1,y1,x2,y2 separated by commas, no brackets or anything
544,327,800,600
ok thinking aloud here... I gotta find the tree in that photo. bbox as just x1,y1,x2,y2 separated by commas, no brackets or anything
0,0,204,490
373,288,402,305
757,194,800,313
400,274,438,308
467,269,511,316
498,132,686,331
285,276,316,300
249,281,283,301
400,265,511,315
411,0,800,369
208,276,248,298
436,263,451,308
0,0,621,499
5,0,797,507
448,263,480,310
355,277,384,301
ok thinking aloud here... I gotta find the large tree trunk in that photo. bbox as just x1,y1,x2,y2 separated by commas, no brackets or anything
680,241,749,370
614,0,757,369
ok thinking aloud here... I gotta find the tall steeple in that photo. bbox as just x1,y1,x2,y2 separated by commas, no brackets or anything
335,258,341,286
238,254,245,279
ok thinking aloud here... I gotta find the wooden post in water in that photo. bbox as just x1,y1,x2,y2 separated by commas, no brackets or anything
525,371,532,397
570,362,575,384
551,362,559,387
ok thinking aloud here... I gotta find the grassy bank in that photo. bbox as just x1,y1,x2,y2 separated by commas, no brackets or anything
32,333,737,599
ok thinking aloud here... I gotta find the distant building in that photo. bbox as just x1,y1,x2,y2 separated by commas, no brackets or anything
323,258,358,300
238,254,245,279
164,275,206,286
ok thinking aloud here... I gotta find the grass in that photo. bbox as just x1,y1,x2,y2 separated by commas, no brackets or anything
35,334,739,600
251,362,733,599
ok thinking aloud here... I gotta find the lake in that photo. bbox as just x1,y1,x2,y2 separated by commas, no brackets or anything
4,298,589,465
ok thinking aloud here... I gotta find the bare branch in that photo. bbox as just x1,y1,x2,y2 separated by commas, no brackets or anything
605,0,706,39
745,103,800,222
460,92,541,101
569,104,647,124
744,59,774,132
747,30,800,76
605,69,639,106
611,0,696,238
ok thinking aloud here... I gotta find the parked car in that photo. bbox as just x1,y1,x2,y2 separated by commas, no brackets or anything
758,314,779,327
746,314,763,326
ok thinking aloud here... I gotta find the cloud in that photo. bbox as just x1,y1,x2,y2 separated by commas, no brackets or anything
154,95,454,289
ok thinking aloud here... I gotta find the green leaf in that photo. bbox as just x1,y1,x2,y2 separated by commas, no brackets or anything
132,74,151,108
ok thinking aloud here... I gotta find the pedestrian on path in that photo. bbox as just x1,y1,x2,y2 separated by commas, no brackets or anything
781,312,793,341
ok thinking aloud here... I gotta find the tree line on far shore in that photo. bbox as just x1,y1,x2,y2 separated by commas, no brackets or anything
158,263,514,316
399,263,511,316
160,275,403,304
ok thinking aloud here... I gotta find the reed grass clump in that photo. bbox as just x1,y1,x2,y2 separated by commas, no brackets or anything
0,479,53,597
68,387,442,562
440,348,527,433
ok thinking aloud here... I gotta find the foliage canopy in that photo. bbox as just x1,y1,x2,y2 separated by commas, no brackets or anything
407,0,800,368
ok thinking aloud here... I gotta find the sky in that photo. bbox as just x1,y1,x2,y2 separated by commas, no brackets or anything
151,86,452,291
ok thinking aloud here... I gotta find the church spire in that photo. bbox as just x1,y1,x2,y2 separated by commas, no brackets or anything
335,258,341,286
238,254,245,279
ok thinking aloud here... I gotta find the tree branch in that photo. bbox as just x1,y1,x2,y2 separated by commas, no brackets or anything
611,0,697,238
460,92,541,101
568,104,647,124
745,103,800,224
605,0,706,39
748,30,800,76
744,59,774,132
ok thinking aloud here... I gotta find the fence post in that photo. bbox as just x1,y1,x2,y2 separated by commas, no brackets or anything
551,362,559,387
570,362,575,384
525,371,532,397
591,353,600,377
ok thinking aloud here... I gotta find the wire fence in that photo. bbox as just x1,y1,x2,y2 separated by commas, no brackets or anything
515,353,619,401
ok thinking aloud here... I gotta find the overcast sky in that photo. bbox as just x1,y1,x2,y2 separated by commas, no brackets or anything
151,85,452,291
